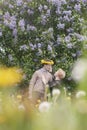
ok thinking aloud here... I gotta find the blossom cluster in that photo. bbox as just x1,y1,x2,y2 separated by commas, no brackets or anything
0,0,87,87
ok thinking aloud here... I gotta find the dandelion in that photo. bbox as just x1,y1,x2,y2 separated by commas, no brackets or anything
18,104,25,110
71,59,87,81
52,89,61,96
39,101,51,112
76,91,86,99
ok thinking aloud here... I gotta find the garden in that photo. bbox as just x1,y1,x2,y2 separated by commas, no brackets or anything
0,0,87,130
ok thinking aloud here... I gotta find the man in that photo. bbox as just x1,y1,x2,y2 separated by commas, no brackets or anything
29,59,65,104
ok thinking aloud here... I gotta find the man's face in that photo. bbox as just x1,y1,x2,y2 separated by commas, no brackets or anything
44,64,52,72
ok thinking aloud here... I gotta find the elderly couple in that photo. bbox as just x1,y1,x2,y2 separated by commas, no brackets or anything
29,59,65,104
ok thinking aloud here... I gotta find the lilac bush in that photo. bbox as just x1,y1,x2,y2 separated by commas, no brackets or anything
0,0,87,89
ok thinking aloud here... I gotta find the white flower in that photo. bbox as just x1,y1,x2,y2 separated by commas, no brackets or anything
71,59,87,81
39,101,51,112
76,90,86,99
52,89,61,96
18,104,25,110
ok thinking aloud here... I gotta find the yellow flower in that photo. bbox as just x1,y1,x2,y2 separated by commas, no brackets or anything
35,104,39,108
16,95,22,100
41,59,54,65
37,99,41,103
0,67,23,87
0,116,6,124
66,97,71,101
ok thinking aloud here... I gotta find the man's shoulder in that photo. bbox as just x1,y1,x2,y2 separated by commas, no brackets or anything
34,68,42,74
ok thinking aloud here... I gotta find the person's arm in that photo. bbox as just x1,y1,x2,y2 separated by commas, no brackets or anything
49,75,61,88
29,71,38,99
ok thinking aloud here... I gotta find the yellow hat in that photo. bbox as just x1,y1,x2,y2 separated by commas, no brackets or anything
41,59,54,65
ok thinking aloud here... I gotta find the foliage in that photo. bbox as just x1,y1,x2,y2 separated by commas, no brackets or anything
0,0,87,90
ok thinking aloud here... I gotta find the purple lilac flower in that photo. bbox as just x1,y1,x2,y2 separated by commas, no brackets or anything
63,15,70,22
38,43,42,48
8,54,13,61
27,9,34,15
82,0,87,5
9,4,14,9
29,43,36,50
23,2,27,8
65,36,71,42
18,19,25,31
58,16,63,21
38,5,43,12
18,19,25,27
76,50,82,57
83,0,87,2
52,0,61,6
63,10,72,16
66,43,73,48
46,9,50,17
4,15,16,29
67,5,72,10
61,0,67,5
67,28,74,33
3,12,10,20
57,36,62,45
56,8,61,15
76,0,81,2
57,23,65,29
27,0,32,2
20,45,28,51
13,28,17,36
70,0,75,2
74,4,81,12
72,53,76,57
47,45,52,52
0,32,2,37
3,1,9,6
27,25,37,31
41,15,47,25
36,38,40,41
9,20,16,29
16,0,23,6
44,5,48,10
75,33,85,41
